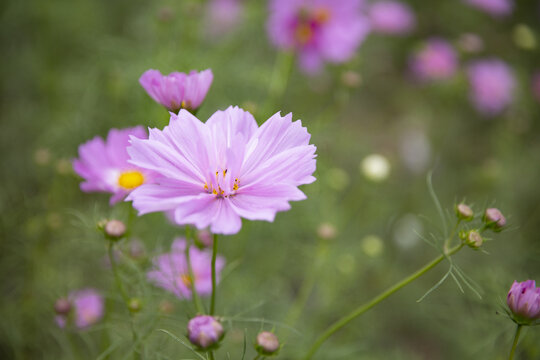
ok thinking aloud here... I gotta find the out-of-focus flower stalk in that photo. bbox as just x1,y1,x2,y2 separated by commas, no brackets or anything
303,242,465,359
508,324,522,360
185,226,205,314
210,234,219,316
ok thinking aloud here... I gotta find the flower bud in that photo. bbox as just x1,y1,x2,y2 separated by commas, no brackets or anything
455,203,474,221
317,223,337,240
507,280,540,324
196,229,213,248
104,219,127,239
464,230,483,249
54,298,71,315
255,331,280,356
159,300,175,314
187,315,224,350
483,208,506,231
128,298,142,313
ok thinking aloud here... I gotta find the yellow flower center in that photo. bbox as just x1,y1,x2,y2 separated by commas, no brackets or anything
118,171,144,190
313,8,330,24
295,24,313,45
181,274,193,288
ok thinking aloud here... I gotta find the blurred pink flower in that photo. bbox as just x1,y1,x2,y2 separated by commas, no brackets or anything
507,280,540,322
147,238,225,299
206,0,243,36
368,1,415,35
467,59,515,116
532,72,540,102
73,126,153,205
126,106,316,235
409,38,458,81
139,69,213,112
267,0,370,73
56,289,104,329
464,0,513,17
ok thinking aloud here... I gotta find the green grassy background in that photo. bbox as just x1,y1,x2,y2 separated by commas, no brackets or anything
1,0,539,359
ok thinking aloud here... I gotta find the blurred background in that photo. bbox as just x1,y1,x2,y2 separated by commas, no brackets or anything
1,0,540,359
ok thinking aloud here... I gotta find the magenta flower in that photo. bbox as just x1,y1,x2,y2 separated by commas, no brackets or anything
368,1,415,35
409,38,458,82
139,69,213,112
507,280,540,323
532,72,540,102
56,289,104,329
267,0,370,73
127,106,316,235
188,315,224,349
464,0,513,17
73,126,153,205
147,238,225,299
467,59,515,116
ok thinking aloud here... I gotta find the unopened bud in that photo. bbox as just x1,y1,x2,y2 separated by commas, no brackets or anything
54,298,71,315
159,300,174,314
255,331,280,355
128,239,145,259
463,230,483,249
128,298,142,313
317,223,337,240
483,208,506,232
197,229,213,247
341,70,362,88
455,203,474,221
187,315,224,350
104,219,126,239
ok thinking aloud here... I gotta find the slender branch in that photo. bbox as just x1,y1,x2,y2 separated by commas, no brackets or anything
303,243,464,359
508,324,523,360
210,234,219,316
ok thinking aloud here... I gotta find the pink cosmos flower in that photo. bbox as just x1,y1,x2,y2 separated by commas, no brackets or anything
409,38,458,82
139,69,213,113
464,0,513,17
206,0,243,36
532,72,540,102
368,1,416,35
507,280,540,323
56,289,104,329
267,0,370,73
126,106,317,235
467,59,515,116
147,238,225,299
73,126,153,205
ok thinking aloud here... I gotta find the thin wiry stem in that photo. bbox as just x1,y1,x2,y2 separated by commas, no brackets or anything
508,324,523,360
210,234,218,316
302,243,464,359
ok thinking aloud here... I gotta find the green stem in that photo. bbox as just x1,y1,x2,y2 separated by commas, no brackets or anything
210,234,219,316
208,351,215,360
443,220,460,253
107,241,140,360
185,226,205,314
508,324,523,360
108,242,129,304
303,243,464,359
